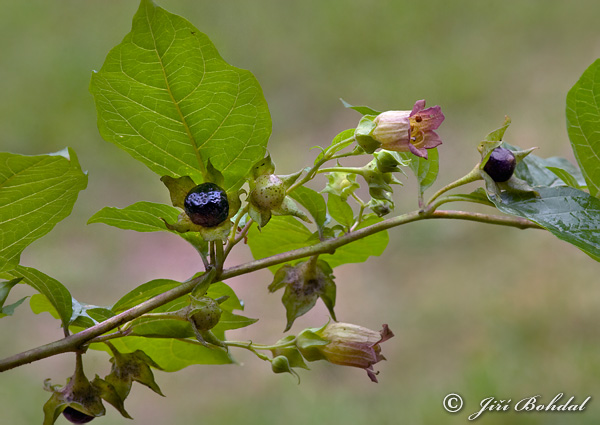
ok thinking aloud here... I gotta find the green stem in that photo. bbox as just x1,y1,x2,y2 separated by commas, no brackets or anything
427,194,494,212
287,136,355,194
426,164,482,206
349,192,366,232
317,167,364,175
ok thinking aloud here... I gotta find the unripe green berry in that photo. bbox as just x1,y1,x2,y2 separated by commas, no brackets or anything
189,297,222,331
184,183,229,227
483,147,516,182
251,174,286,210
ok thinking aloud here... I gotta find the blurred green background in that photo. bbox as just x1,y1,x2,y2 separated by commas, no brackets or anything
2,0,600,424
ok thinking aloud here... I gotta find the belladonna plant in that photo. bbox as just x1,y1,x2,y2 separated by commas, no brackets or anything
1,0,600,423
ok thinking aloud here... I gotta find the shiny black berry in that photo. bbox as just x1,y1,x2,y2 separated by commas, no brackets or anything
62,407,95,424
184,183,229,227
483,147,516,182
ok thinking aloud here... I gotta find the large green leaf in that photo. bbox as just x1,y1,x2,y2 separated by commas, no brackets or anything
247,216,389,271
2,266,73,328
0,149,87,272
492,186,600,261
90,0,271,191
566,59,600,197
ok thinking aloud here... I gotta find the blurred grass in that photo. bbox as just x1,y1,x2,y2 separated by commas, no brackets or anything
1,0,600,424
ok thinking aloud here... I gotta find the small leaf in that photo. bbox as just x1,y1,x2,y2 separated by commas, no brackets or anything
88,201,208,252
0,296,27,318
90,0,271,191
0,277,23,307
484,116,511,142
0,149,87,271
340,99,382,116
247,216,312,273
321,215,389,269
3,266,72,329
400,147,439,194
327,193,354,228
288,186,327,232
566,59,600,197
546,166,581,189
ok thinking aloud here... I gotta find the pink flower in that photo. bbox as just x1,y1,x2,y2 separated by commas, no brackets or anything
372,99,444,159
302,322,394,383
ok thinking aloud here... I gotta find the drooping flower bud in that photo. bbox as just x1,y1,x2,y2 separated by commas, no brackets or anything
297,322,394,383
372,100,444,159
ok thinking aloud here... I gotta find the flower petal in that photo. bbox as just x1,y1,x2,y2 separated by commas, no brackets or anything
408,142,428,158
410,99,427,115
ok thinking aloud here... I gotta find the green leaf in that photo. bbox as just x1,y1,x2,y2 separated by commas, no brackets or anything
88,201,207,251
90,0,271,191
484,116,511,142
30,293,60,319
89,202,180,233
91,336,233,372
288,186,327,232
327,193,354,228
212,310,258,333
340,99,382,116
400,147,439,194
112,278,183,313
3,266,72,328
247,217,312,273
0,148,87,271
0,277,22,307
546,166,581,189
112,277,242,314
247,215,389,271
510,148,585,189
321,215,389,268
491,186,600,261
0,290,27,319
566,59,600,197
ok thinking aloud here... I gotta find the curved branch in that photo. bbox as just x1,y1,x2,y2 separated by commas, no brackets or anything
0,209,539,372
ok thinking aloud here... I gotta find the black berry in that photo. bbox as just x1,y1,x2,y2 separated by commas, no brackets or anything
483,147,516,182
184,183,229,227
62,407,95,424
